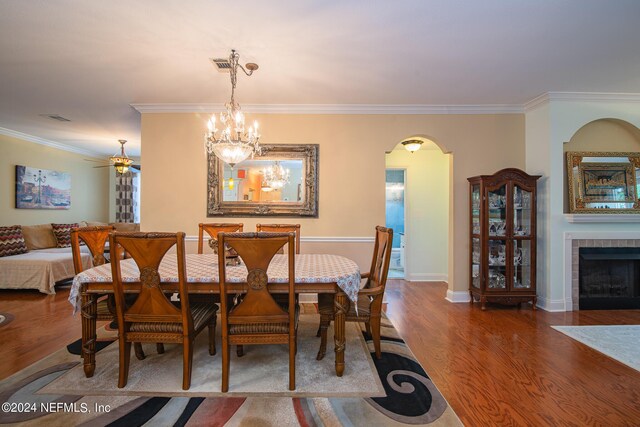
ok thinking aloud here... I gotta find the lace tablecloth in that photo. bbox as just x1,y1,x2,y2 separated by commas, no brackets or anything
69,253,361,313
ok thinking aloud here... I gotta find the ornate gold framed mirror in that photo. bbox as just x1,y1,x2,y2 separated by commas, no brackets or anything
207,144,319,217
567,151,640,213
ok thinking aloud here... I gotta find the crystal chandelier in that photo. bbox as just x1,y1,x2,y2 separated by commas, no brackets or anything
204,49,261,168
110,140,134,174
262,161,290,190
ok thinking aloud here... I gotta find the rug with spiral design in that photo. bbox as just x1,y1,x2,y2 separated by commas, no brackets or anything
0,308,460,426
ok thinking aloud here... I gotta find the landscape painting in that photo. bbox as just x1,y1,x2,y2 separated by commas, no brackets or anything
15,165,71,209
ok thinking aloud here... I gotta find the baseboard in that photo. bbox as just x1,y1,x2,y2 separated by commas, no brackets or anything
445,290,471,303
535,296,568,312
405,273,448,282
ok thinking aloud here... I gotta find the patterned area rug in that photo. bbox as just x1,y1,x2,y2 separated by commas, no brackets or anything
552,325,640,372
0,310,461,426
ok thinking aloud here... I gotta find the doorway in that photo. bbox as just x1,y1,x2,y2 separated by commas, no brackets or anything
385,169,406,278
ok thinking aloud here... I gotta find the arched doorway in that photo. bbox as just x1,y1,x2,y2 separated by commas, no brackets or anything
385,136,450,282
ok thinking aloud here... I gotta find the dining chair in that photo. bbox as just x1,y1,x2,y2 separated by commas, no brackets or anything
256,224,301,254
72,226,158,361
71,225,117,320
197,223,244,254
218,231,298,392
316,225,393,361
109,231,217,390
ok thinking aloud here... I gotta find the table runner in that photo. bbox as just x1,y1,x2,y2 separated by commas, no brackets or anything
69,253,360,313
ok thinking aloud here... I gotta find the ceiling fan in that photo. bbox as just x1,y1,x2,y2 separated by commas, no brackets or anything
85,139,140,173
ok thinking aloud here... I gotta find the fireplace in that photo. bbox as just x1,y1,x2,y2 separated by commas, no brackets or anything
579,247,640,310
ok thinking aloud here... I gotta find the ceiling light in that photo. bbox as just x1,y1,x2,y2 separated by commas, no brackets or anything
402,140,423,153
204,49,261,168
110,140,134,174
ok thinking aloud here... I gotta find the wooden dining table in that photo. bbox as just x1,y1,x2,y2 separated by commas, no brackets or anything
68,253,361,379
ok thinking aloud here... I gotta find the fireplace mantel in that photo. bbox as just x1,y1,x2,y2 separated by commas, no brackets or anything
564,214,640,223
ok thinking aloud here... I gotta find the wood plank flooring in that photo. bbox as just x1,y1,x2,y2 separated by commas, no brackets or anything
1,282,639,426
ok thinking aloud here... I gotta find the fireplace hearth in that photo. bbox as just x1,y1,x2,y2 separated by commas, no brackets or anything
579,247,640,310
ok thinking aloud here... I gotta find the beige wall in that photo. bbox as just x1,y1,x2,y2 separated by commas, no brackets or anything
0,133,110,225
141,113,524,292
386,146,450,281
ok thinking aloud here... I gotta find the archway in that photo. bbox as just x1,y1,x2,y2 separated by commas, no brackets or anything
385,136,451,283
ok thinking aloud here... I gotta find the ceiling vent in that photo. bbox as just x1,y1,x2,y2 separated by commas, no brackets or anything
210,58,231,72
39,114,71,122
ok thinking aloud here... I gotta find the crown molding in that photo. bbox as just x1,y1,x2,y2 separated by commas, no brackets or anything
524,92,640,112
0,127,102,158
130,103,523,115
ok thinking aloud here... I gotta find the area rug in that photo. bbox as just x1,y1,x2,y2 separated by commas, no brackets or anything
552,325,640,372
41,316,383,398
0,311,461,426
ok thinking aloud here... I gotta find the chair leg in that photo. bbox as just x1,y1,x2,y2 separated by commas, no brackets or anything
365,321,371,335
316,323,321,337
182,339,193,390
370,316,382,359
289,337,296,391
222,340,230,392
237,345,244,357
118,340,132,388
316,316,330,360
134,342,145,360
156,343,165,354
208,317,216,356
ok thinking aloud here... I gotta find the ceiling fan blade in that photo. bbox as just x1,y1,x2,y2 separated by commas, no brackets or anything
93,165,112,168
84,158,108,163
131,164,141,171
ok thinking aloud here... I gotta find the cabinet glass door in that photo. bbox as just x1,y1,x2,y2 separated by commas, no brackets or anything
488,185,507,236
472,237,480,288
513,185,532,237
488,239,507,289
513,239,532,289
471,184,480,235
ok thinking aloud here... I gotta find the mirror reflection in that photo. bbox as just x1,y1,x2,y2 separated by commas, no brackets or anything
567,151,640,213
222,160,305,203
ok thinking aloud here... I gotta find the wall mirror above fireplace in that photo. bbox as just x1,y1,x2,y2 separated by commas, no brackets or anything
567,151,640,214
207,144,319,217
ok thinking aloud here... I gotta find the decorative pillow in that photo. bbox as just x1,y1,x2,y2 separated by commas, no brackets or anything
0,225,29,257
51,223,79,248
21,223,57,250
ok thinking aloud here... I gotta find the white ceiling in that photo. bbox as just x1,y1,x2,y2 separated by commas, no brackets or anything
1,0,639,157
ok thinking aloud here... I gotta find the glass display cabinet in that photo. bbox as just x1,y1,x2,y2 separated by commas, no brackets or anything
468,168,540,310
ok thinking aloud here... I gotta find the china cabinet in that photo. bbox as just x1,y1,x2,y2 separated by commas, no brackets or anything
468,168,540,310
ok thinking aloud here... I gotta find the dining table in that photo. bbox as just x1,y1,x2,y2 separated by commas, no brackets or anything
68,253,361,379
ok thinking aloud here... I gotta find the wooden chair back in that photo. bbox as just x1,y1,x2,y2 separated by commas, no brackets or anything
198,223,244,254
256,224,300,254
366,226,393,290
218,232,296,328
109,232,191,332
365,226,393,312
71,225,115,274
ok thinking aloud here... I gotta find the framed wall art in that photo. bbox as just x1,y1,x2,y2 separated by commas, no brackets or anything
15,165,71,209
566,152,640,213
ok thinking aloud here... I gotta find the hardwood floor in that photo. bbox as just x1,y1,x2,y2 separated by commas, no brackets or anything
1,282,639,426
385,280,640,427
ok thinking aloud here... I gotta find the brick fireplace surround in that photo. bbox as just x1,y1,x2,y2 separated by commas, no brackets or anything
565,231,640,310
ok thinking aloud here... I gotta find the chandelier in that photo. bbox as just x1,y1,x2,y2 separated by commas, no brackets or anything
204,49,261,168
262,161,290,191
110,140,134,174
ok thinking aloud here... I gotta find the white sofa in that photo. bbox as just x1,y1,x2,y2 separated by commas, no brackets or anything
0,222,139,294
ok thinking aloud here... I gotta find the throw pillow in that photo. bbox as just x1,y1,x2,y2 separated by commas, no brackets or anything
0,225,29,257
51,223,79,248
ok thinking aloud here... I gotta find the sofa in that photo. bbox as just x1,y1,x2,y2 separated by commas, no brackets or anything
0,222,140,294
